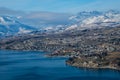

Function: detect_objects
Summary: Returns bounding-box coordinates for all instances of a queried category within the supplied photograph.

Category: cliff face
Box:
[0,26,120,70]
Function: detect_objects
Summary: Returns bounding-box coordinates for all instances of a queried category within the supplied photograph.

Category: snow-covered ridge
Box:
[67,10,120,30]
[0,16,18,25]
[0,16,36,36]
[0,10,120,36]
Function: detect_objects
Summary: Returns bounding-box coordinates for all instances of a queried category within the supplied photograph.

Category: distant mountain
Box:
[0,10,120,36]
[28,10,120,32]
[0,16,37,36]
[66,10,120,31]
[69,11,102,23]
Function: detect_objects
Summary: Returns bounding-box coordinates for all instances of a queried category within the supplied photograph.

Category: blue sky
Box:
[0,0,120,27]
[0,0,120,13]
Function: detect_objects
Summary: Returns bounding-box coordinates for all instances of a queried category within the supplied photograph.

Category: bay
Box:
[0,50,120,80]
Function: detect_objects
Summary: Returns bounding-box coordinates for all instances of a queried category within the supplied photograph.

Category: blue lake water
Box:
[0,50,120,80]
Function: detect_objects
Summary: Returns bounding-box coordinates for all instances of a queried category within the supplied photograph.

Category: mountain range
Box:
[0,16,36,36]
[0,10,120,36]
[67,10,120,30]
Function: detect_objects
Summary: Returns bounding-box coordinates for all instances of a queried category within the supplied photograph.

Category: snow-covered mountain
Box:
[0,16,37,36]
[66,10,120,30]
[0,10,120,36]
[34,10,120,32]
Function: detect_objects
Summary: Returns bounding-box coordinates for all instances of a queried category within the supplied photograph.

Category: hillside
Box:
[0,25,120,70]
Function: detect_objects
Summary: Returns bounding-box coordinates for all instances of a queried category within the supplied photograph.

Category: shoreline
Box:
[66,55,120,71]
[66,62,120,71]
[45,52,120,71]
[0,49,120,71]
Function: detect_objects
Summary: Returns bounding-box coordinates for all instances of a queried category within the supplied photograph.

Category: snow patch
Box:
[69,16,77,20]
[44,27,53,30]
[0,17,6,24]
[17,16,22,19]
[18,27,31,34]
[66,24,78,30]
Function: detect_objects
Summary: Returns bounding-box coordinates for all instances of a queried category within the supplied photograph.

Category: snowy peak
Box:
[0,16,18,25]
[78,11,102,16]
[81,11,120,26]
[0,16,37,36]
[67,10,120,30]
[0,10,120,36]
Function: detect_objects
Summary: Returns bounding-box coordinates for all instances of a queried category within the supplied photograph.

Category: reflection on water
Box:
[0,50,120,80]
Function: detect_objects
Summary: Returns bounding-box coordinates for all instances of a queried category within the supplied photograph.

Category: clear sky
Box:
[0,0,120,13]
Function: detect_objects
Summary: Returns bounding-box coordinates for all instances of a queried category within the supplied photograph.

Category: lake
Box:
[0,50,120,80]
